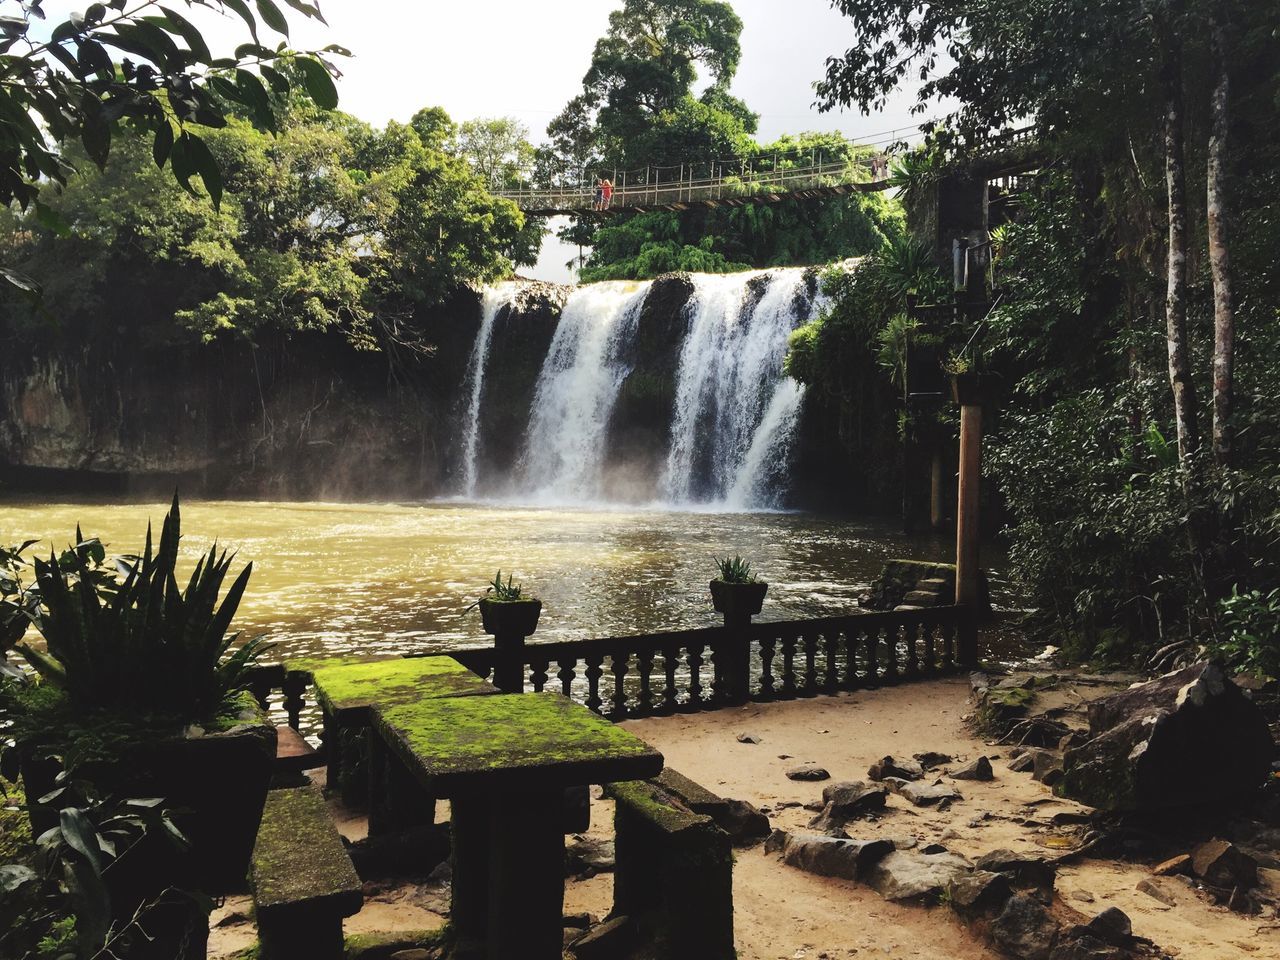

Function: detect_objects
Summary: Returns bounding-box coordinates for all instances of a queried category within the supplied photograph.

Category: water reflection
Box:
[0,498,1020,661]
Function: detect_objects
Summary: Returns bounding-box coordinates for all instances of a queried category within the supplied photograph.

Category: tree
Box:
[0,0,346,293]
[449,116,535,191]
[0,102,531,348]
[547,0,749,170]
[1206,7,1235,466]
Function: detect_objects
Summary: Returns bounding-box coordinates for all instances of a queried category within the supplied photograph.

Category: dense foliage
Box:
[544,0,900,279]
[807,0,1280,667]
[0,0,344,301]
[0,100,534,349]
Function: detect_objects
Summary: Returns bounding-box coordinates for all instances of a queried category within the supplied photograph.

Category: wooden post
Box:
[954,400,983,607]
[930,447,946,530]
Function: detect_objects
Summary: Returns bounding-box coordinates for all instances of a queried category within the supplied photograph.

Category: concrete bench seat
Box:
[250,784,363,960]
[602,768,735,959]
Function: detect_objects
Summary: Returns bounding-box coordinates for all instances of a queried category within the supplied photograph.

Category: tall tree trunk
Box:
[1207,13,1235,467]
[1162,38,1201,464]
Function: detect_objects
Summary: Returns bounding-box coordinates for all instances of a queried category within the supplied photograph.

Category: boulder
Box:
[951,756,995,782]
[1083,907,1132,945]
[990,893,1060,960]
[865,849,974,902]
[781,834,894,880]
[867,756,925,781]
[974,849,1056,892]
[914,751,954,770]
[1151,854,1190,877]
[885,778,962,807]
[717,798,771,845]
[1032,751,1065,786]
[1190,838,1257,890]
[786,765,830,782]
[806,803,851,837]
[1135,877,1177,907]
[821,780,889,817]
[1058,662,1275,811]
[947,870,1012,915]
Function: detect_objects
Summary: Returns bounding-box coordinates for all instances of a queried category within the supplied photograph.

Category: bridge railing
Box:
[496,155,884,213]
[245,604,977,735]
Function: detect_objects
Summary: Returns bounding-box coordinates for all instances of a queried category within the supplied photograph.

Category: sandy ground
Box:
[210,677,1280,959]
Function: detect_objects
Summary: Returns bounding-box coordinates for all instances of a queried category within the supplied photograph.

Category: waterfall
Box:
[519,282,649,503]
[458,283,517,498]
[661,268,816,508]
[460,268,818,510]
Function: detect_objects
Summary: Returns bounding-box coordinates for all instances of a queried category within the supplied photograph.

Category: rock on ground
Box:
[1058,662,1275,811]
[864,849,974,902]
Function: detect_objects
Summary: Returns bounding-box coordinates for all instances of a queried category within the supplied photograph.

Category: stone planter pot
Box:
[23,693,276,893]
[710,580,768,617]
[950,372,994,406]
[479,597,542,637]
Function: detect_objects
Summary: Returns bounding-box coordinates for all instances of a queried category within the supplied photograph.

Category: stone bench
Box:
[250,784,363,960]
[603,768,735,959]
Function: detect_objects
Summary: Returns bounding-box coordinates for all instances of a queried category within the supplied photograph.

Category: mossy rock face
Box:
[313,656,498,723]
[975,684,1037,735]
[343,927,450,960]
[374,692,663,795]
[606,779,710,835]
[865,559,991,611]
[251,784,362,915]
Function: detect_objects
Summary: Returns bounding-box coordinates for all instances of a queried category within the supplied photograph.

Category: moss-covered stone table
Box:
[311,656,499,830]
[372,692,664,960]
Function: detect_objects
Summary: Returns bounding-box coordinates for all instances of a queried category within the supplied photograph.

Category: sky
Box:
[37,0,937,282]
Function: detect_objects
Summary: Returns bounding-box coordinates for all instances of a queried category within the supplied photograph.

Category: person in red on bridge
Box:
[601,178,614,209]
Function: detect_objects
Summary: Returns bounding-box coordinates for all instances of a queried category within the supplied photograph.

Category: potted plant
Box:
[710,556,769,617]
[2,496,275,896]
[470,570,541,638]
[944,352,994,406]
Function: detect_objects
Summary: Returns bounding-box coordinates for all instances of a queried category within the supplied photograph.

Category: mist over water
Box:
[458,268,820,511]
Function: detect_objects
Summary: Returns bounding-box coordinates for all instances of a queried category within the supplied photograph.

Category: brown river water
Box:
[0,497,1024,662]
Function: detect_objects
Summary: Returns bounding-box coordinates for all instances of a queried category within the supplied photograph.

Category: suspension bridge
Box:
[492,126,1038,216]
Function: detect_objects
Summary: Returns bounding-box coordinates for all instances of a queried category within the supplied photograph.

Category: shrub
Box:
[1213,587,1280,679]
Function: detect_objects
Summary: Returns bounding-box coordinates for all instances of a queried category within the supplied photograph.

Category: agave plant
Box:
[715,556,759,584]
[18,496,268,722]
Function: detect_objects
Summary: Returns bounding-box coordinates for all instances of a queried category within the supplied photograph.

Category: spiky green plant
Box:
[715,556,759,584]
[17,496,268,722]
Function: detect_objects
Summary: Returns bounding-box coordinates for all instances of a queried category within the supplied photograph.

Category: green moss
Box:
[251,785,361,912]
[607,780,706,834]
[344,927,450,959]
[376,693,658,777]
[313,657,487,718]
[283,655,363,679]
[0,781,32,861]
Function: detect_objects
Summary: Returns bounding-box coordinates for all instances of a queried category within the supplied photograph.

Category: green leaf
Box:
[282,0,326,22]
[181,132,224,210]
[255,0,289,37]
[59,807,104,874]
[295,56,337,110]
[152,118,175,168]
[158,6,213,63]
[259,62,289,94]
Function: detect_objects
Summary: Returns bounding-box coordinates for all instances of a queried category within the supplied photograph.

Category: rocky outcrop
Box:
[1057,662,1275,811]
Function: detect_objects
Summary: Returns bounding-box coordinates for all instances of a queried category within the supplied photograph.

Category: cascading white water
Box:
[458,283,517,497]
[462,268,818,509]
[661,268,817,508]
[519,282,649,502]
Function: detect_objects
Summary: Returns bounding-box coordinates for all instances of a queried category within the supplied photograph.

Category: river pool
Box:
[0,497,1019,662]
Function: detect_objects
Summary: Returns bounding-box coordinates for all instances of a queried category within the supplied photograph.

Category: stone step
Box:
[894,604,926,611]
[275,725,323,774]
[902,590,944,605]
[916,578,950,588]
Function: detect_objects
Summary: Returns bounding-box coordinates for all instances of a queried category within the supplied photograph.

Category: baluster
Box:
[636,647,655,716]
[883,626,900,683]
[922,623,937,674]
[865,629,880,686]
[801,632,818,696]
[686,644,705,710]
[779,633,797,698]
[248,676,274,713]
[842,630,862,689]
[557,658,577,697]
[823,631,840,693]
[758,635,776,700]
[282,672,307,731]
[903,620,920,678]
[662,646,679,714]
[584,654,604,714]
[529,659,549,693]
[941,621,956,672]
[609,652,630,721]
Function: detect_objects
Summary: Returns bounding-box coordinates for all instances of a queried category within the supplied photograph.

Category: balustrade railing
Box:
[244,604,977,737]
